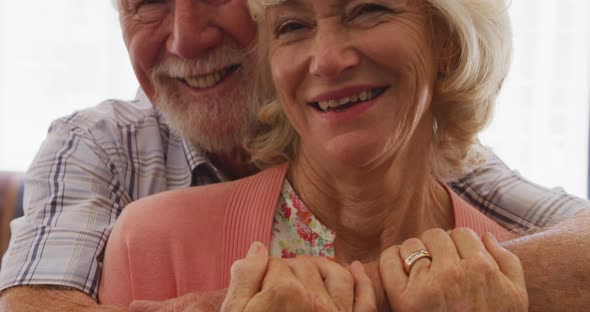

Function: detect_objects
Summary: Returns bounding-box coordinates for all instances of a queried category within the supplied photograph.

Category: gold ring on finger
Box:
[403,248,432,273]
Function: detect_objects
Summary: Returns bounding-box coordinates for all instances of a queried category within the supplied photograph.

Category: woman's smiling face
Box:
[265,0,441,168]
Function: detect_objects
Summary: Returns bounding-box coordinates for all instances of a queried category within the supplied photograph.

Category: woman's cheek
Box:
[271,47,305,91]
[271,47,308,106]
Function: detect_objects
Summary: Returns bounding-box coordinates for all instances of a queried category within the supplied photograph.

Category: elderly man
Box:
[0,0,589,311]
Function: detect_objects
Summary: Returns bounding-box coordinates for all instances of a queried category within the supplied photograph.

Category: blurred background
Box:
[0,0,589,198]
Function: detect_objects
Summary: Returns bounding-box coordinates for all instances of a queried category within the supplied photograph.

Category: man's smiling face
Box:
[118,0,259,152]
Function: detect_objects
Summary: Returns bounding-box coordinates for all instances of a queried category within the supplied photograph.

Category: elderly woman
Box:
[99,0,527,310]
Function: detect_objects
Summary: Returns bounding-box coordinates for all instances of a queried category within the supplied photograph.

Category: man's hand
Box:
[133,241,376,312]
[221,243,376,312]
[243,257,376,312]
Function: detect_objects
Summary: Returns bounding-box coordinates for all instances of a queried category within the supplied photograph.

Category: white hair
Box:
[111,0,121,10]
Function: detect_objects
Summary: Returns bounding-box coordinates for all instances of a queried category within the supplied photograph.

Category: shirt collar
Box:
[139,86,228,184]
[180,138,228,183]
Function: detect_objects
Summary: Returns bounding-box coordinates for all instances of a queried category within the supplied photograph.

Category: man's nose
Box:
[309,28,360,78]
[166,1,223,59]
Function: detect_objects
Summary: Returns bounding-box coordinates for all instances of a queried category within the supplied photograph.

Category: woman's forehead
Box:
[267,0,417,11]
[271,0,417,5]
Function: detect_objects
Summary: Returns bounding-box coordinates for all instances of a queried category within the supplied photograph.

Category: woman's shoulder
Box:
[443,183,515,242]
[119,164,289,226]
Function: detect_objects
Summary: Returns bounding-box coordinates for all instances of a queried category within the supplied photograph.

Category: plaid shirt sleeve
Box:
[0,115,134,299]
[0,90,226,300]
[450,146,590,230]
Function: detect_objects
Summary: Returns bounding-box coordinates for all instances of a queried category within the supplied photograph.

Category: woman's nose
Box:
[309,28,360,78]
[166,1,224,59]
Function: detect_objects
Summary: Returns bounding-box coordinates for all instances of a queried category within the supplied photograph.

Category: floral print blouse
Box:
[268,178,513,261]
[269,179,336,260]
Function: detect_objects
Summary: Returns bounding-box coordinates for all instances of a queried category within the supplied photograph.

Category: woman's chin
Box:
[315,137,393,171]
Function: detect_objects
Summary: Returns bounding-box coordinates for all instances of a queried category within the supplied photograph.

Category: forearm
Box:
[502,209,590,312]
[0,286,126,312]
[127,289,227,312]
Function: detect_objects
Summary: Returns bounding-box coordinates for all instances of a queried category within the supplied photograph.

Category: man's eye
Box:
[138,0,164,7]
[131,0,168,23]
[274,21,307,38]
[128,0,161,10]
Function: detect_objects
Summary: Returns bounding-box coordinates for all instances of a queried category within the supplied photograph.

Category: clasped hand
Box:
[221,228,528,312]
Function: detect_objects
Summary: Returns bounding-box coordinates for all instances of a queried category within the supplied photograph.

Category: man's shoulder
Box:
[123,178,241,216]
[117,181,239,237]
[52,91,163,133]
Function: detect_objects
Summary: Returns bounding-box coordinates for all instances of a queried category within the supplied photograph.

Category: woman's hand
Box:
[221,243,376,312]
[379,228,528,312]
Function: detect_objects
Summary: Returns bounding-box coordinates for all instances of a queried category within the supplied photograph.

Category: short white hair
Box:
[111,0,121,10]
[246,0,513,180]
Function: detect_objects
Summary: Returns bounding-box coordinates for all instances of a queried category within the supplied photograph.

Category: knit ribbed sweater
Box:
[98,164,511,306]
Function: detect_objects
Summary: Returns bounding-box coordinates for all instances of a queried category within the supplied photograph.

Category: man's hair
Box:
[245,0,513,180]
[111,0,120,10]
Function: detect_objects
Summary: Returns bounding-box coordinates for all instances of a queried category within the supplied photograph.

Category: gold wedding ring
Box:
[404,248,432,273]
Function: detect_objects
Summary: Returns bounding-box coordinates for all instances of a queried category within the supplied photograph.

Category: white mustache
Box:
[153,39,250,78]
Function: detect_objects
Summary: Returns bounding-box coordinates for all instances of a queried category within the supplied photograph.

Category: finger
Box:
[350,261,378,312]
[451,228,496,265]
[309,257,355,312]
[285,257,330,296]
[400,237,432,278]
[379,245,407,300]
[421,228,460,272]
[261,258,297,290]
[221,242,269,312]
[244,291,284,312]
[248,259,309,312]
[483,232,526,290]
[286,257,336,309]
[244,285,311,312]
[361,261,387,311]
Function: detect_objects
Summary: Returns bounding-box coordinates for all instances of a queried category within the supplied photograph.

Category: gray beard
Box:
[156,90,255,153]
[154,74,258,154]
[149,36,261,154]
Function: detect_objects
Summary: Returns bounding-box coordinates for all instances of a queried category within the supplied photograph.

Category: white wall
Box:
[0,1,589,198]
[480,0,590,198]
[0,1,138,172]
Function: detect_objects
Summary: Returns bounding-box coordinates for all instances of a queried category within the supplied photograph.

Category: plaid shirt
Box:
[0,90,588,299]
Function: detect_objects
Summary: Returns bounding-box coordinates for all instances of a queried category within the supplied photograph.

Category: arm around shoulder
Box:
[455,146,590,310]
[502,208,590,312]
[0,119,134,299]
[0,286,127,312]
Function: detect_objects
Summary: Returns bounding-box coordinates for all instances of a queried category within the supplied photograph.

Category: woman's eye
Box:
[275,21,307,37]
[349,3,391,19]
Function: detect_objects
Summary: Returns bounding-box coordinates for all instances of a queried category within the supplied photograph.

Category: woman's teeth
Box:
[317,89,379,112]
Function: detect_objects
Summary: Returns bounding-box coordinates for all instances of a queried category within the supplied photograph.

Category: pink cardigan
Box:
[98,164,511,306]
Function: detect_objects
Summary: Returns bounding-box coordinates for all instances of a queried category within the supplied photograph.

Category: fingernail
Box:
[247,241,262,257]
